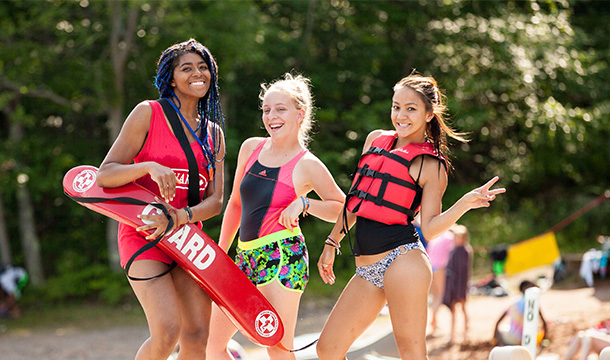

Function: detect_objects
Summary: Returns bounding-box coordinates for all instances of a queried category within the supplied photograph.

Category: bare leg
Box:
[384,250,432,359]
[460,300,468,342]
[317,275,386,360]
[171,267,212,360]
[129,260,183,360]
[448,304,456,344]
[207,304,239,360]
[258,281,302,360]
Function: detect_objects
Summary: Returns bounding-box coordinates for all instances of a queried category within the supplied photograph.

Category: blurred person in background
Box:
[426,227,455,335]
[492,280,547,347]
[442,224,472,343]
[0,264,28,319]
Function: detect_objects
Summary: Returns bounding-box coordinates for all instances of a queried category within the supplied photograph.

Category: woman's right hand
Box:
[148,162,177,202]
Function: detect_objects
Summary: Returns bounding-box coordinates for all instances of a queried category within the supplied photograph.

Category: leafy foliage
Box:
[0,0,608,303]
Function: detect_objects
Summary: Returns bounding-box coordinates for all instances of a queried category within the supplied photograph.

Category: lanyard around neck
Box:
[165,98,208,149]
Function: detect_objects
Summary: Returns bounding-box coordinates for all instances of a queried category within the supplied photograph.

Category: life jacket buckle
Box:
[354,189,368,200]
[370,147,383,155]
[363,168,377,177]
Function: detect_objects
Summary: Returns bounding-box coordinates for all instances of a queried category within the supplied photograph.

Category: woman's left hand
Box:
[317,246,336,285]
[136,197,179,240]
[462,176,506,210]
[278,198,304,231]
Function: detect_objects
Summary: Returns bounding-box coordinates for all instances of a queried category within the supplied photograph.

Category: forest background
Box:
[0,0,608,307]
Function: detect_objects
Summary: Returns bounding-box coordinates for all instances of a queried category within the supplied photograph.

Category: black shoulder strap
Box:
[158,98,200,207]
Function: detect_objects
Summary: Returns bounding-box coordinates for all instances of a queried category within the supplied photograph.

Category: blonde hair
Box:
[260,73,315,148]
[450,224,470,243]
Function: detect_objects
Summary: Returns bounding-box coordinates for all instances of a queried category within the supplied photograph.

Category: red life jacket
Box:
[346,132,446,225]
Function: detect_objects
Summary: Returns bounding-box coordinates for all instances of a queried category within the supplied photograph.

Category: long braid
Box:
[154,39,225,182]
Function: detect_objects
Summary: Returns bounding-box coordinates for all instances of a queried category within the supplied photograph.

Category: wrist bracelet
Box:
[184,206,193,223]
[300,196,310,216]
[325,236,342,255]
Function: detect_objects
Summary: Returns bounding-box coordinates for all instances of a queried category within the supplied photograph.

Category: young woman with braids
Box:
[206,73,345,360]
[315,73,505,360]
[96,39,225,360]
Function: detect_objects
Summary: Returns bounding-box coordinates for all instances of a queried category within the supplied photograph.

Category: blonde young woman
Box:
[316,73,505,360]
[207,73,345,360]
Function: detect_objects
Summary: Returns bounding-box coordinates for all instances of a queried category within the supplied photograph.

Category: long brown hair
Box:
[394,72,468,169]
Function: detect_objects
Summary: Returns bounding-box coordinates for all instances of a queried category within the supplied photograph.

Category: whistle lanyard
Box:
[164,98,208,149]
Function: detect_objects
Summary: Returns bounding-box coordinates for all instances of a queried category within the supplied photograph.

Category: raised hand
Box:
[461,176,506,210]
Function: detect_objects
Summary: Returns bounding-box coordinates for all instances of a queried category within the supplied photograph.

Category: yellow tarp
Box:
[504,232,560,275]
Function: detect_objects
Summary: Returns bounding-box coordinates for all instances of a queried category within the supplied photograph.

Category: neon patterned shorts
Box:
[236,228,309,292]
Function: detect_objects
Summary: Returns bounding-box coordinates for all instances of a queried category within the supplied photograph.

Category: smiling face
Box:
[391,86,433,144]
[261,90,304,140]
[171,52,211,100]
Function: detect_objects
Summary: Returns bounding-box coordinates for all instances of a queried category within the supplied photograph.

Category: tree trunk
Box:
[104,2,140,271]
[0,191,13,265]
[7,98,45,286]
[0,74,73,284]
[16,183,44,286]
[294,0,317,70]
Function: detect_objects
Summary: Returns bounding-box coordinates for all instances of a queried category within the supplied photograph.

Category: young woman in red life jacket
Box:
[315,73,505,360]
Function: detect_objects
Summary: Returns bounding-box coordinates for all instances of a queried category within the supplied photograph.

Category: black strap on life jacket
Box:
[159,98,201,208]
[64,193,178,281]
[346,145,422,220]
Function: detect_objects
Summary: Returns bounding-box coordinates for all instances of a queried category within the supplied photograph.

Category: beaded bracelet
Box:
[324,236,342,255]
[183,206,193,223]
[300,196,310,216]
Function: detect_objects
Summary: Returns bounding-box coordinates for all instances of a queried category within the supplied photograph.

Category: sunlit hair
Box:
[259,73,315,148]
[154,38,225,178]
[394,72,468,169]
[450,224,470,242]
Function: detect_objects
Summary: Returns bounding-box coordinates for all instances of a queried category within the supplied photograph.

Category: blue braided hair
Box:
[154,38,225,183]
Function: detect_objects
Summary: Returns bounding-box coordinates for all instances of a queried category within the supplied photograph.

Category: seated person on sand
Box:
[492,280,547,347]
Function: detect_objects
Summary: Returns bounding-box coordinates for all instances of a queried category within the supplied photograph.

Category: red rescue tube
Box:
[63,165,284,347]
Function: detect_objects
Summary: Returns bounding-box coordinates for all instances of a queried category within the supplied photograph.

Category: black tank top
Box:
[353,216,419,256]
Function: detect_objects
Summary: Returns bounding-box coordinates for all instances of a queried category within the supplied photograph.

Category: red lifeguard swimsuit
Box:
[117,100,211,267]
